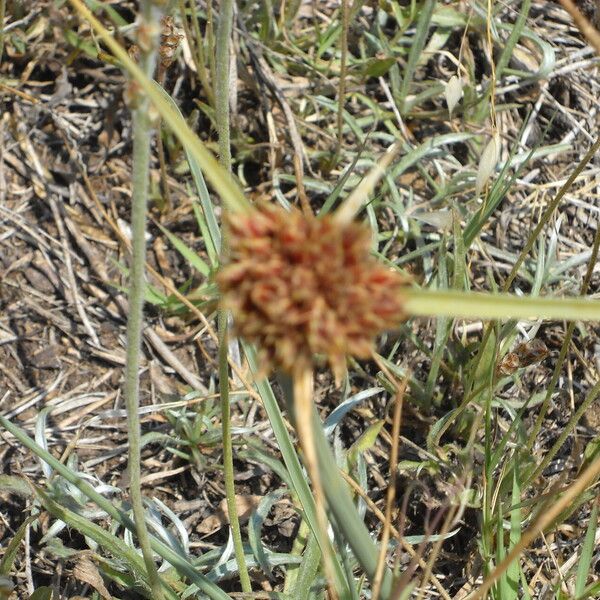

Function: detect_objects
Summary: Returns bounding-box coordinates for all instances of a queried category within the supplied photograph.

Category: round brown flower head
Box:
[217,204,407,379]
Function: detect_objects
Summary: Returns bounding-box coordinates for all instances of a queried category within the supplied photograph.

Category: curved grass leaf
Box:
[0,416,232,600]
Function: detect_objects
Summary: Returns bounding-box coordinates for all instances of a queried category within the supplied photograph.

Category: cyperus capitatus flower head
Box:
[217,204,407,380]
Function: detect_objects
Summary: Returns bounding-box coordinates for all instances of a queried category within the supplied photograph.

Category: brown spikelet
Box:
[159,16,183,69]
[217,204,407,379]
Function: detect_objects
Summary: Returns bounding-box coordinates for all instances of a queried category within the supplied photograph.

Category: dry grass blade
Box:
[334,142,402,225]
[557,0,600,54]
[372,377,406,600]
[468,409,600,600]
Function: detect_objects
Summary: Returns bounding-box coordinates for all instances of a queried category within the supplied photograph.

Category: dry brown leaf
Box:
[196,495,262,536]
[72,557,111,600]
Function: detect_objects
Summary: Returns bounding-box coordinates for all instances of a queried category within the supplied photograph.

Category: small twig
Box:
[48,194,100,346]
[372,379,407,600]
[144,328,208,392]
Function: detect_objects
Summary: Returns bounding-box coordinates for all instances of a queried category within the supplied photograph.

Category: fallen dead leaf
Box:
[72,556,111,600]
[197,494,262,536]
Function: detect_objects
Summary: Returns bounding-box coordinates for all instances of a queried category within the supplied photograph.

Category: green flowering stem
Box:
[404,288,600,322]
[215,0,233,171]
[123,3,164,599]
[215,0,252,591]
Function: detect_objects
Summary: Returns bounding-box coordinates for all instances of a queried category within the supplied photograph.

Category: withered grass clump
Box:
[217,204,407,378]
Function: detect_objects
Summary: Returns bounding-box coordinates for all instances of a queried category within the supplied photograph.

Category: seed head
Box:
[159,16,183,69]
[217,204,407,379]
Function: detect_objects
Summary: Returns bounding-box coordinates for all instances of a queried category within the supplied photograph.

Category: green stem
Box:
[215,0,233,169]
[336,0,348,150]
[0,417,231,600]
[215,0,252,591]
[403,288,600,322]
[125,4,164,599]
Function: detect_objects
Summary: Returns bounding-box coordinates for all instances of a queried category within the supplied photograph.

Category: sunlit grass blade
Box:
[574,500,598,597]
[68,0,250,216]
[403,288,600,322]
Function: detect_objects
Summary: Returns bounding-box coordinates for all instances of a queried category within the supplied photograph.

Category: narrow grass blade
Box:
[574,500,598,597]
[0,417,232,600]
[156,222,210,277]
[248,489,286,578]
[506,463,522,596]
[425,238,451,402]
[290,532,322,600]
[397,0,436,111]
[0,515,37,576]
[403,288,600,322]
[241,343,348,594]
[68,0,250,215]
[192,199,219,267]
[495,0,531,77]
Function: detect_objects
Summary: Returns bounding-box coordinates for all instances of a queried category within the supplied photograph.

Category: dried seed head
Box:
[217,204,407,379]
[159,16,183,69]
